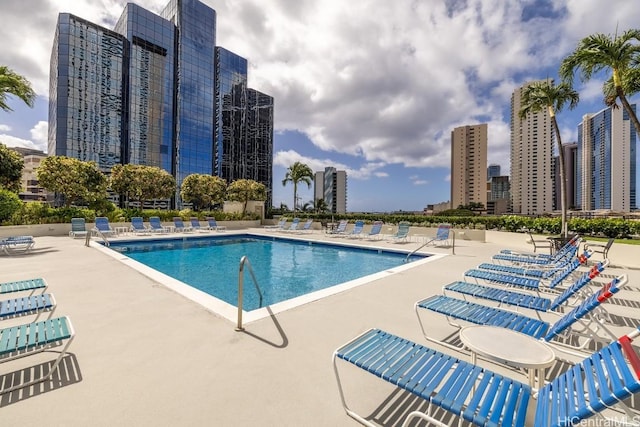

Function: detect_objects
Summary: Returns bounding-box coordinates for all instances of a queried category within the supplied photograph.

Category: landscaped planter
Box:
[0,220,262,238]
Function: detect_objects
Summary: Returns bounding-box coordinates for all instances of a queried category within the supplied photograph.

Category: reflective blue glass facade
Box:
[114,3,175,172]
[161,0,217,186]
[215,47,247,180]
[49,14,127,171]
[577,105,637,211]
[214,48,274,208]
[49,0,273,208]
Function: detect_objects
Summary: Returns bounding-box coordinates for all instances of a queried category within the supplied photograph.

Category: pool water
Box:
[108,235,426,310]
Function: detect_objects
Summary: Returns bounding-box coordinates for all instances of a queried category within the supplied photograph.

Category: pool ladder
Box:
[404,232,456,262]
[236,256,264,331]
[85,228,110,247]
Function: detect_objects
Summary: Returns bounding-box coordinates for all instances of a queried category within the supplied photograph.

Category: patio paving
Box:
[1,228,639,426]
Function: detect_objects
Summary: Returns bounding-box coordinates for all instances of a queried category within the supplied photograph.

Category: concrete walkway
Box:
[1,229,639,426]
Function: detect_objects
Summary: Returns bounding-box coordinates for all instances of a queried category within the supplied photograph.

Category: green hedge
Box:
[6,206,260,225]
[278,213,640,239]
[4,205,640,238]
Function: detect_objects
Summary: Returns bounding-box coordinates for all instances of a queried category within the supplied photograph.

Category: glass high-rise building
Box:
[577,106,637,211]
[49,0,274,208]
[487,164,501,181]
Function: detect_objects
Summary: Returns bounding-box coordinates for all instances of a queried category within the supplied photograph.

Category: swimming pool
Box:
[107,234,429,310]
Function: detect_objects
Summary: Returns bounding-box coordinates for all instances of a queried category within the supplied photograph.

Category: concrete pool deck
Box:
[2,228,640,426]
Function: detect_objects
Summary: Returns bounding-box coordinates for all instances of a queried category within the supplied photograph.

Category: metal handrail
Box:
[405,229,456,261]
[236,256,264,331]
[86,228,110,247]
[405,240,430,262]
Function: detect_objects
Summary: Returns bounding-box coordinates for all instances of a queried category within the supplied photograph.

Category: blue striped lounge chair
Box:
[130,217,151,235]
[389,221,410,243]
[148,216,168,233]
[0,277,47,296]
[347,220,365,238]
[190,217,209,233]
[1,292,56,321]
[493,235,581,266]
[327,220,348,236]
[206,217,227,232]
[444,259,609,313]
[333,326,640,427]
[365,221,383,240]
[264,218,287,231]
[69,217,88,238]
[0,316,75,393]
[0,235,36,255]
[424,223,451,247]
[173,217,193,233]
[476,248,592,280]
[463,249,592,291]
[284,218,301,232]
[415,274,628,355]
[93,217,117,238]
[297,219,314,233]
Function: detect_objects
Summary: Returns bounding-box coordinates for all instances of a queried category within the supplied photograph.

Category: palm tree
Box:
[314,198,328,213]
[282,161,314,212]
[0,66,36,112]
[602,66,640,108]
[301,201,314,212]
[519,80,579,238]
[560,29,640,134]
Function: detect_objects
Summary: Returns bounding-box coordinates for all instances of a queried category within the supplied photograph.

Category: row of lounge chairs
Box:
[69,216,227,239]
[265,219,452,245]
[0,277,75,394]
[130,216,226,234]
[333,234,640,426]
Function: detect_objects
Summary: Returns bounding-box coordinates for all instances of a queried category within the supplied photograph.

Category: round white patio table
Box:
[459,325,556,390]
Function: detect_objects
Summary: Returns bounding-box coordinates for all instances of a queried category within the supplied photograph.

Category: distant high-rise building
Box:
[215,47,274,208]
[510,80,554,215]
[314,167,347,214]
[487,164,501,180]
[49,0,274,208]
[486,176,510,215]
[577,105,637,211]
[554,143,578,210]
[451,124,488,209]
[10,147,50,202]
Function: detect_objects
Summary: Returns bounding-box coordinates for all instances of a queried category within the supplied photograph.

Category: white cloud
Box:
[30,121,48,149]
[273,149,386,180]
[1,0,637,180]
[412,180,429,185]
[0,134,41,151]
[0,124,11,132]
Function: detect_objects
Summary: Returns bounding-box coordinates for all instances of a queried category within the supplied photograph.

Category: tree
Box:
[180,174,227,211]
[282,161,314,212]
[226,179,267,216]
[314,198,328,213]
[110,164,176,207]
[0,188,22,222]
[37,156,108,206]
[0,66,36,111]
[603,66,640,107]
[560,29,640,135]
[301,200,314,212]
[519,80,579,237]
[0,143,23,192]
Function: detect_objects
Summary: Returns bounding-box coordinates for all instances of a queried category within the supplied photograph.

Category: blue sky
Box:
[1,0,639,212]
